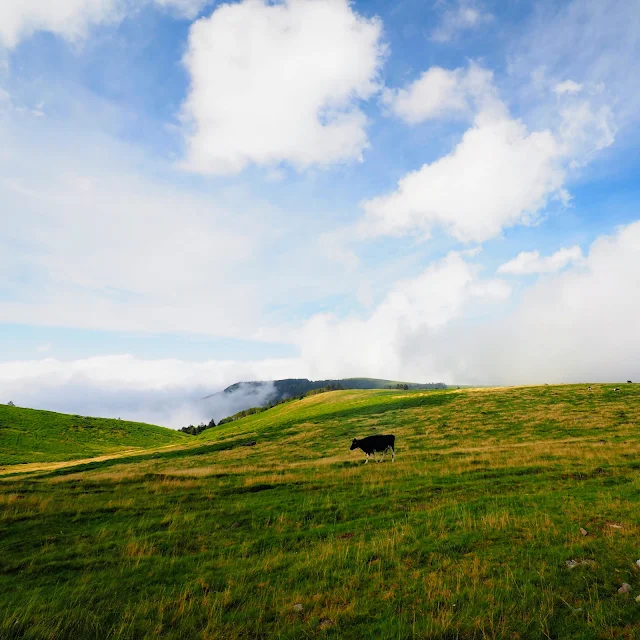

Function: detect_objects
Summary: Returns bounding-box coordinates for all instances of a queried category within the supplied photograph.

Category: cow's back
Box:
[360,434,395,452]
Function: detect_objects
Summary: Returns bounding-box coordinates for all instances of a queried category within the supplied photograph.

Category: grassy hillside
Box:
[1,384,640,639]
[0,404,186,466]
[208,378,447,419]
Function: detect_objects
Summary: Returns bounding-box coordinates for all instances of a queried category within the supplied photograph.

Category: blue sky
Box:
[1,0,639,426]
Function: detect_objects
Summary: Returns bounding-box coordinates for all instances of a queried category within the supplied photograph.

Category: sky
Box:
[1,0,639,427]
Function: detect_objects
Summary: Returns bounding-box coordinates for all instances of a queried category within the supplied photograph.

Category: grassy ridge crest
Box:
[0,403,186,466]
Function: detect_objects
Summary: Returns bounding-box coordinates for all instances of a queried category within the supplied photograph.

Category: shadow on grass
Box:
[37,439,253,480]
[323,391,459,422]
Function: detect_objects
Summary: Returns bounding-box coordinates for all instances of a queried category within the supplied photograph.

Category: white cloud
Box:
[361,106,565,243]
[180,0,385,175]
[558,101,616,164]
[300,252,511,380]
[363,58,618,244]
[553,80,583,95]
[0,0,209,49]
[497,246,584,275]
[431,1,493,43]
[382,63,495,124]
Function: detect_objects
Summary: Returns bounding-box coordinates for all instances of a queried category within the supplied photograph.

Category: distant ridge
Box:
[204,377,447,412]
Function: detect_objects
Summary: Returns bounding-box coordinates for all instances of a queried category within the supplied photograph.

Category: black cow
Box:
[350,434,395,463]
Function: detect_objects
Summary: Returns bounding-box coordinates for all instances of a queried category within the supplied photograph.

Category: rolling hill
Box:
[0,403,186,466]
[214,376,447,399]
[203,376,448,420]
[1,383,640,638]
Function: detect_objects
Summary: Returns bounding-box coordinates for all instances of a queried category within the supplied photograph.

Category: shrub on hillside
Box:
[180,419,216,436]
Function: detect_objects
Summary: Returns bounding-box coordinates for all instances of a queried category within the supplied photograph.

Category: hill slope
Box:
[0,403,186,466]
[1,384,640,639]
[204,377,448,421]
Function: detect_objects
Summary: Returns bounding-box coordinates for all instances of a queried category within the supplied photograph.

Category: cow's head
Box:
[350,438,359,450]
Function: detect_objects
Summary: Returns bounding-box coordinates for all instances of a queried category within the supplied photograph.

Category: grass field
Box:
[0,404,186,466]
[1,384,640,639]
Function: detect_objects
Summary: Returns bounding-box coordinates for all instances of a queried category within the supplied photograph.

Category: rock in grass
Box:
[566,559,595,569]
[636,559,640,568]
[293,603,303,612]
[319,619,334,629]
[636,595,640,603]
[580,528,588,536]
[618,583,631,594]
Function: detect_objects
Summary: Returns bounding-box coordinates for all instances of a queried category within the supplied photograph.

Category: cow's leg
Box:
[381,449,386,462]
[364,454,369,464]
[391,447,395,462]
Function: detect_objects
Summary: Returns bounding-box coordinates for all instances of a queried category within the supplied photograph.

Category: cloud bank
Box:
[300,251,511,380]
[0,356,301,428]
[303,221,640,385]
[464,220,640,384]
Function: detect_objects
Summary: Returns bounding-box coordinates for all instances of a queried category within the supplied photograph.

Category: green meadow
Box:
[0,404,187,466]
[1,384,640,639]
